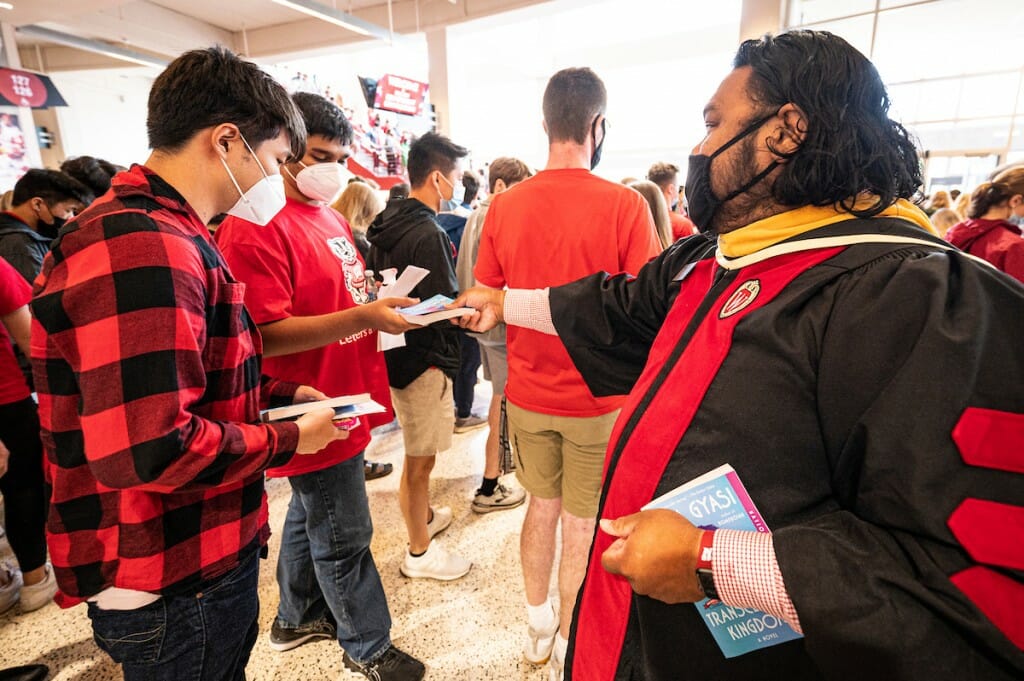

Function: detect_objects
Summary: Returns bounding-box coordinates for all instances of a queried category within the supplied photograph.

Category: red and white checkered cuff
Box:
[713,529,803,634]
[503,288,557,335]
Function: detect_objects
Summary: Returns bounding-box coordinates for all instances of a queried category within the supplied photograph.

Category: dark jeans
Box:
[454,332,481,418]
[0,397,47,572]
[87,551,260,681]
[276,452,392,664]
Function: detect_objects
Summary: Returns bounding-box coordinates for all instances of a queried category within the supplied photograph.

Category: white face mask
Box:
[221,134,287,226]
[438,173,466,207]
[293,161,345,203]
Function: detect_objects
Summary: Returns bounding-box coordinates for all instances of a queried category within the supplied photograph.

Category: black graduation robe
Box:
[553,217,1024,681]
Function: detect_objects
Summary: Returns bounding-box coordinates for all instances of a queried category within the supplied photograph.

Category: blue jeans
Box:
[87,550,259,681]
[276,452,392,663]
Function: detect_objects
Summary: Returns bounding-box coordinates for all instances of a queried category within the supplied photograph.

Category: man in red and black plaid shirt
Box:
[29,47,346,681]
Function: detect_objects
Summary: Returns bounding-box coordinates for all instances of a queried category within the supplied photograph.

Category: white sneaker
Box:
[400,541,471,581]
[19,563,57,612]
[548,639,565,681]
[426,506,452,540]
[0,564,23,614]
[523,605,559,665]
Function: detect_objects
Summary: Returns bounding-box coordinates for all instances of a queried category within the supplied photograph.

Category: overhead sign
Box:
[0,68,67,109]
[372,74,428,117]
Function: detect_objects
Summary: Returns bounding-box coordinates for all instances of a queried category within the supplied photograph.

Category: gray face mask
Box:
[1007,213,1023,226]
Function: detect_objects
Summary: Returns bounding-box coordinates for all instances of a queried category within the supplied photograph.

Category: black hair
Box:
[542,67,607,145]
[291,92,353,145]
[60,155,118,200]
[12,169,93,207]
[389,183,410,201]
[967,182,1014,220]
[462,171,480,204]
[733,30,922,217]
[406,132,468,188]
[147,46,305,159]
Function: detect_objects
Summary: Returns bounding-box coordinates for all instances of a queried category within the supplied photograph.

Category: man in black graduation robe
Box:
[456,30,1024,681]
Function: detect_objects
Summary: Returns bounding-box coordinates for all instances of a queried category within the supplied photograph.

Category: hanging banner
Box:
[372,74,428,117]
[0,68,67,109]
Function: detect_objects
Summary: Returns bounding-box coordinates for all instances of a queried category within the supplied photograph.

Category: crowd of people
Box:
[0,26,1022,681]
[922,170,1024,282]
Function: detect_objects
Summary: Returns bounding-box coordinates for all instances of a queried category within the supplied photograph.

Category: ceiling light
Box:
[15,25,168,68]
[271,0,388,39]
[0,3,14,10]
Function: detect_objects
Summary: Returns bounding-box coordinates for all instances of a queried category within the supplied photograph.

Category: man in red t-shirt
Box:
[474,67,661,679]
[216,94,424,681]
[647,161,697,240]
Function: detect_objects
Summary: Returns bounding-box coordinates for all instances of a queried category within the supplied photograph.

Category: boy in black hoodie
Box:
[367,132,472,581]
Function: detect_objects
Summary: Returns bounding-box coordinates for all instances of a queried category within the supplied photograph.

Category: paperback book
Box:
[643,464,803,658]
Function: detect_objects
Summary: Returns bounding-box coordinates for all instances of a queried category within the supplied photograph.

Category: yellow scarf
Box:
[718,198,936,259]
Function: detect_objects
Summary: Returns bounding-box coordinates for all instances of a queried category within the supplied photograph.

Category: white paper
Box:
[377,265,431,351]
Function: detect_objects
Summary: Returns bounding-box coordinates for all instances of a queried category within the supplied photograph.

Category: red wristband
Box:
[695,529,715,571]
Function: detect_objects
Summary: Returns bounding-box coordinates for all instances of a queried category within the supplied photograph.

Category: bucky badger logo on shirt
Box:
[327,236,369,304]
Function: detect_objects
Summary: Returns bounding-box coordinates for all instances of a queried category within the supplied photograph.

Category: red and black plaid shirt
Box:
[30,165,301,606]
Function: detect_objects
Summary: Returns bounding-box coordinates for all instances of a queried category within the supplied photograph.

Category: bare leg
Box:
[401,455,436,554]
[483,393,502,480]
[521,495,561,606]
[557,509,596,637]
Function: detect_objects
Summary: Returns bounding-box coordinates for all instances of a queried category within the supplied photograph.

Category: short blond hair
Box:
[487,157,532,193]
[332,181,385,231]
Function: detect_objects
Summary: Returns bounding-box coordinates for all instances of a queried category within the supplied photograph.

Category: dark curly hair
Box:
[734,30,923,217]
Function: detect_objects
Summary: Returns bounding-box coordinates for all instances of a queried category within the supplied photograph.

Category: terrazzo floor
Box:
[0,382,557,680]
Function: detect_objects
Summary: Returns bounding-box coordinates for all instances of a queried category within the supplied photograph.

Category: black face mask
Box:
[590,117,606,170]
[37,208,64,240]
[686,112,779,233]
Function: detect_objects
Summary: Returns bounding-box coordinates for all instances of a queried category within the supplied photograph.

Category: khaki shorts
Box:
[390,368,454,457]
[507,401,619,518]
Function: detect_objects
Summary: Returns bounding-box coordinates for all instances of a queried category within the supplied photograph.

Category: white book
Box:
[259,393,386,423]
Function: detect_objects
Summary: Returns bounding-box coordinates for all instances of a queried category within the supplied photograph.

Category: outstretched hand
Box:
[600,509,706,604]
[449,287,505,333]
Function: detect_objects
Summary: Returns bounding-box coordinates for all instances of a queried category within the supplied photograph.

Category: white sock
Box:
[553,634,568,661]
[526,600,557,632]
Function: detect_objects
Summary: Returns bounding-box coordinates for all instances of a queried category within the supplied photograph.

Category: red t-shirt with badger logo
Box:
[217,198,393,478]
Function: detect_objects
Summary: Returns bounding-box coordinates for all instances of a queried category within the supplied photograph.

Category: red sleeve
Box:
[620,191,662,274]
[473,197,506,288]
[215,216,295,325]
[0,257,30,315]
[1004,241,1024,285]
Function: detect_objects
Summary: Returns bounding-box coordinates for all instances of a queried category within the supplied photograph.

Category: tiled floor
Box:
[0,383,556,680]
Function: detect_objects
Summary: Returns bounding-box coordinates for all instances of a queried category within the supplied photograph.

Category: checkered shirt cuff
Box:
[713,529,803,633]
[503,288,557,335]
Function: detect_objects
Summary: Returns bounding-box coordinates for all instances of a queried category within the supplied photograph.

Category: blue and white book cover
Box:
[643,464,804,658]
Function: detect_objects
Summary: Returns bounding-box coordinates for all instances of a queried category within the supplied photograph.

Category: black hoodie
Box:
[0,211,50,284]
[367,197,461,388]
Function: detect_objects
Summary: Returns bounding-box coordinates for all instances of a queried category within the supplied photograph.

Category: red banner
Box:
[372,74,428,117]
[0,68,67,109]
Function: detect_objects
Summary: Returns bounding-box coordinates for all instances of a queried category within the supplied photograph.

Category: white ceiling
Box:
[5,0,552,70]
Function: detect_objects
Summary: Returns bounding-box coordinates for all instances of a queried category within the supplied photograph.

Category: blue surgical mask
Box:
[437,173,465,212]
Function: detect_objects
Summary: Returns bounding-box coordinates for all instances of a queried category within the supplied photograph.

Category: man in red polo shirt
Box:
[474,67,660,679]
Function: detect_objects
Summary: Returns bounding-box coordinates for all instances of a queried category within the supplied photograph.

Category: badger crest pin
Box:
[719,279,760,319]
